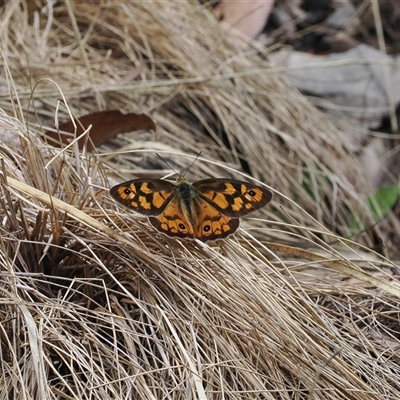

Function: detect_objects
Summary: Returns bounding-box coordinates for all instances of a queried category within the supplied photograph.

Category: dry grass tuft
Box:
[0,1,399,399]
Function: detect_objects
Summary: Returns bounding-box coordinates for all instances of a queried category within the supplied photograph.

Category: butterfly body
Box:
[173,178,198,224]
[110,176,272,241]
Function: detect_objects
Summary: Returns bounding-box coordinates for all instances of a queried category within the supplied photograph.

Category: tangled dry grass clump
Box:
[0,1,400,399]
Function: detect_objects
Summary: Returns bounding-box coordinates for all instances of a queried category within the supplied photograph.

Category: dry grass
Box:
[0,1,399,399]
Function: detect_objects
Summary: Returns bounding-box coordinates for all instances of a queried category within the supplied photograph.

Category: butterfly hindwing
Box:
[193,178,272,217]
[192,197,240,241]
[110,178,175,216]
[149,196,240,241]
[149,198,195,239]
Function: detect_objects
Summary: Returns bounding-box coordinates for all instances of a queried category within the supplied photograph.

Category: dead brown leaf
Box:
[44,110,156,151]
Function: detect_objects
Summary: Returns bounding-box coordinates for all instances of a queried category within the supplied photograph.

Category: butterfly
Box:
[110,176,272,241]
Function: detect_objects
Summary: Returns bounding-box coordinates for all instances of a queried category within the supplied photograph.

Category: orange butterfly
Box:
[110,175,272,241]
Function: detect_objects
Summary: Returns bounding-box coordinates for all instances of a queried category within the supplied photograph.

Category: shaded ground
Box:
[265,0,400,55]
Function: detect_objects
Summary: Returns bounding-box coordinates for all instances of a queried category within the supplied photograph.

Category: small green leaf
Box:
[367,185,400,220]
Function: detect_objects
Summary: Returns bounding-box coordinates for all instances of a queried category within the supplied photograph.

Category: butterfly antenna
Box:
[156,152,202,177]
[182,151,202,177]
[156,153,180,176]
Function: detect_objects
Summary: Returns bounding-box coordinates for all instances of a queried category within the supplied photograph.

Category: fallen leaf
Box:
[214,0,275,40]
[44,110,156,151]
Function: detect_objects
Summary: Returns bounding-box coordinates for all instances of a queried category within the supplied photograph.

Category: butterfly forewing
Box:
[193,178,272,217]
[110,178,175,216]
